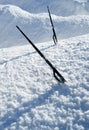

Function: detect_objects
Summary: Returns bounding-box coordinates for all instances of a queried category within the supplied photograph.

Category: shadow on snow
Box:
[0,83,69,129]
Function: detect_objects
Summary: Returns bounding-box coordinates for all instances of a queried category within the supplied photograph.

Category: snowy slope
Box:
[0,0,88,15]
[0,34,89,130]
[1,4,89,48]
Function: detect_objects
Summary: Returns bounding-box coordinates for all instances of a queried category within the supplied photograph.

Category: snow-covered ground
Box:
[0,34,89,130]
[1,3,89,47]
[0,0,89,130]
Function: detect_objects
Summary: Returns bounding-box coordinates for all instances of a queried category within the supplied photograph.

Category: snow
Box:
[0,0,89,130]
[1,4,89,47]
[0,0,89,15]
[0,35,89,130]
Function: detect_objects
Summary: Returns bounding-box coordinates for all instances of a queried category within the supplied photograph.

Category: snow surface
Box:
[0,0,89,15]
[0,0,89,130]
[1,4,89,47]
[0,35,89,130]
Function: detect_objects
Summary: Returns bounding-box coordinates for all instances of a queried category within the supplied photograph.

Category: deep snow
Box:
[0,35,89,130]
[0,0,89,130]
[0,0,89,15]
[1,4,89,47]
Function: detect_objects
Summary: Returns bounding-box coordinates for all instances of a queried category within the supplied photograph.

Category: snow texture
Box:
[0,0,89,130]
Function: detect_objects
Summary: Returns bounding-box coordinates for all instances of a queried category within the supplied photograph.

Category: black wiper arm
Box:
[16,25,66,83]
[47,6,58,45]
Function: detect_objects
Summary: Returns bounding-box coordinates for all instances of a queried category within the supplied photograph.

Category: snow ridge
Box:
[1,4,89,48]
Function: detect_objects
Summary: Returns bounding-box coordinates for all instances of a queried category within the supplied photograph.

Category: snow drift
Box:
[0,0,89,130]
[0,0,89,15]
[0,35,89,130]
[1,4,89,48]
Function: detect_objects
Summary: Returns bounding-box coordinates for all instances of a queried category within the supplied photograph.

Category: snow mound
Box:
[0,4,33,18]
[1,4,89,48]
[0,34,89,130]
[0,0,89,15]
